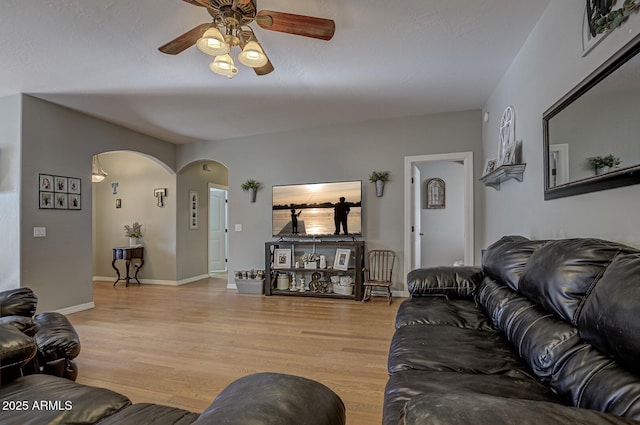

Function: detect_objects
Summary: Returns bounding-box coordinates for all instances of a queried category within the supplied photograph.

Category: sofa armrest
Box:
[192,372,346,425]
[407,266,483,299]
[33,312,80,380]
[400,392,640,425]
[0,316,40,337]
[0,288,38,318]
[0,324,37,379]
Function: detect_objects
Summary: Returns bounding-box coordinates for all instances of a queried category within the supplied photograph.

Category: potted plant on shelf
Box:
[241,179,261,202]
[124,222,143,247]
[589,155,621,175]
[369,171,390,197]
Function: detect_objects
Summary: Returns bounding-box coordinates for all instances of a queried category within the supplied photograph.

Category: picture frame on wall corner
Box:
[333,248,351,271]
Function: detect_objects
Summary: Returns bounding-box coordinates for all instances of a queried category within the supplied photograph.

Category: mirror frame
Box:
[543,32,640,200]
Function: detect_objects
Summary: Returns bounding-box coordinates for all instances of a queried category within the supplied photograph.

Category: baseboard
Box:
[93,274,210,286]
[55,302,95,315]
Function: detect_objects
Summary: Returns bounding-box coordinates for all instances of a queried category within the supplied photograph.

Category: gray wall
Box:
[482,0,640,249]
[0,95,22,291]
[92,151,177,282]
[19,95,177,311]
[178,110,483,291]
[176,160,228,281]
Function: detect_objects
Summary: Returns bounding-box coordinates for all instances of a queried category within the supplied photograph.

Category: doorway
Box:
[209,184,228,274]
[403,152,474,296]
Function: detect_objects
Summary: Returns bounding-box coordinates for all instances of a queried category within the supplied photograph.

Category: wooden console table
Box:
[112,247,144,287]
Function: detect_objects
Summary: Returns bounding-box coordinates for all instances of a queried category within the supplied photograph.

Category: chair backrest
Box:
[366,250,396,283]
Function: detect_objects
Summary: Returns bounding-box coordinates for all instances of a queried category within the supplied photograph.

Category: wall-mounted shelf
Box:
[480,164,526,190]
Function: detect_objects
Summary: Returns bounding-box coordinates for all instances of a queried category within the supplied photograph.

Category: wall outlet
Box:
[33,227,46,237]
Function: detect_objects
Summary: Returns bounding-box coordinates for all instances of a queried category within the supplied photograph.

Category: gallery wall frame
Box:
[189,190,198,229]
[39,173,81,210]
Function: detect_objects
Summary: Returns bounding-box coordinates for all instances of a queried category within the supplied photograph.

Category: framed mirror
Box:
[543,32,640,200]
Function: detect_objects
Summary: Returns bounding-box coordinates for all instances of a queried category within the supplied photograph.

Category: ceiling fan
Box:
[159,0,336,78]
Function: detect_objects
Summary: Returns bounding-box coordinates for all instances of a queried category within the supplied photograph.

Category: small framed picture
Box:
[483,159,496,176]
[273,248,292,269]
[54,176,68,193]
[116,199,122,209]
[68,194,81,210]
[39,174,53,192]
[39,192,54,209]
[68,178,81,194]
[334,248,351,271]
[426,178,445,209]
[54,193,68,209]
[501,141,517,166]
[189,190,198,229]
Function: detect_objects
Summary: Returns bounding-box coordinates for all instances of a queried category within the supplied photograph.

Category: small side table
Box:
[112,247,144,287]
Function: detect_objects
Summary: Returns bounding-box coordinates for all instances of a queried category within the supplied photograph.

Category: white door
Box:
[411,164,422,270]
[209,187,228,273]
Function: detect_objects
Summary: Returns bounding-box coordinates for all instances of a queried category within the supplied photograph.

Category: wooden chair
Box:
[362,249,396,304]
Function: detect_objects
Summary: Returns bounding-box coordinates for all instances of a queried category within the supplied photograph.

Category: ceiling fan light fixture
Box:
[196,27,230,56]
[91,154,108,183]
[238,41,268,68]
[210,54,238,78]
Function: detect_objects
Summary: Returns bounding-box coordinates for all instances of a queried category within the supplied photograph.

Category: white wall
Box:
[0,95,21,291]
[92,151,177,282]
[482,0,640,248]
[178,111,484,291]
[418,161,465,266]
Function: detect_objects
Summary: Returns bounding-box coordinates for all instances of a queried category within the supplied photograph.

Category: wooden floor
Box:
[67,277,401,425]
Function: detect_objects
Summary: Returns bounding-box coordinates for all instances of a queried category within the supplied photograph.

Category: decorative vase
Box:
[319,255,327,269]
[249,188,257,202]
[595,166,610,176]
[129,237,142,247]
[375,180,385,197]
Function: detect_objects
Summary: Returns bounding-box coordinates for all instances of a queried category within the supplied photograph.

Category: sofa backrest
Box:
[479,236,640,419]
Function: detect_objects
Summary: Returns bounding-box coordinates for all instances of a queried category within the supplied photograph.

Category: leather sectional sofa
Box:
[384,236,640,425]
[0,288,346,424]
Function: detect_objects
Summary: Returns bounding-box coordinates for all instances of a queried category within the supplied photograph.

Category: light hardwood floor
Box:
[67,277,401,425]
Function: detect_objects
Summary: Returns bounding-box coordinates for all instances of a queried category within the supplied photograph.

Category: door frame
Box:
[403,152,474,296]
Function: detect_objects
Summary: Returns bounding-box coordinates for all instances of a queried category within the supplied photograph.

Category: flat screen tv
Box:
[272,181,362,237]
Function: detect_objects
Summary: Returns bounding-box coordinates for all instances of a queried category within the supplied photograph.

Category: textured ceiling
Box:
[0,0,550,144]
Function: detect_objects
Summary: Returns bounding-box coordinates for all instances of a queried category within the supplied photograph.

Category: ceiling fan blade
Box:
[158,23,210,55]
[256,10,335,41]
[253,41,274,76]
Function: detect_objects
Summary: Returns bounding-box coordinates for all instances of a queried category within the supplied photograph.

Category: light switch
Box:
[33,227,46,237]
[235,224,242,232]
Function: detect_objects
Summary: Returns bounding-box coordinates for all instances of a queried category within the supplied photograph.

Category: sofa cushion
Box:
[388,325,525,375]
[383,370,561,425]
[518,238,637,324]
[482,236,547,291]
[550,344,640,419]
[96,403,199,425]
[578,253,640,375]
[399,392,640,425]
[406,266,483,298]
[0,374,131,424]
[0,288,38,318]
[0,316,40,337]
[395,298,493,330]
[477,278,581,383]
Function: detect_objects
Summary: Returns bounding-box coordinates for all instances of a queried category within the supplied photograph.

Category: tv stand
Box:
[265,240,365,300]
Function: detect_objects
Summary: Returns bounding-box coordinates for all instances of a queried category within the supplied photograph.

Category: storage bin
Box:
[235,279,264,295]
